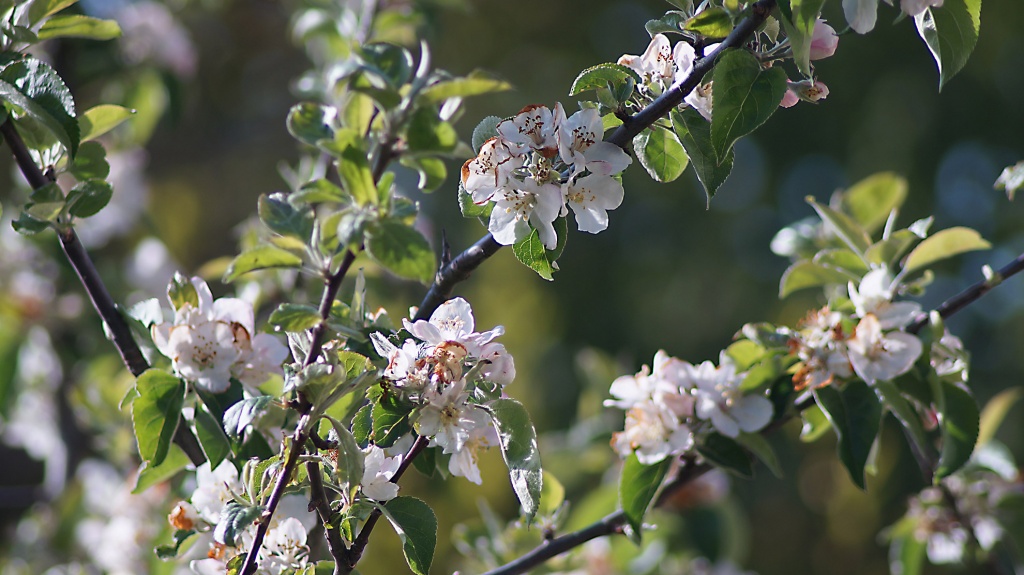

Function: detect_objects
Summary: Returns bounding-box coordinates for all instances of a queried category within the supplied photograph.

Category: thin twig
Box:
[306,455,347,575]
[0,118,206,465]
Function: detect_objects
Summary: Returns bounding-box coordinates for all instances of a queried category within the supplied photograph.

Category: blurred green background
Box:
[3,0,1024,573]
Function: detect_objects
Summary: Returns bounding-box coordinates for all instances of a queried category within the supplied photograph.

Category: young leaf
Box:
[512,228,556,281]
[903,226,990,274]
[841,172,908,234]
[194,405,232,469]
[364,220,436,284]
[569,63,642,97]
[710,49,787,161]
[417,70,512,104]
[132,369,186,467]
[645,11,688,35]
[65,179,112,218]
[405,107,458,154]
[78,104,133,142]
[458,188,492,219]
[223,245,303,283]
[633,128,688,183]
[287,102,335,147]
[325,416,364,502]
[28,0,80,25]
[806,197,872,255]
[683,6,733,38]
[331,130,378,206]
[0,57,79,157]
[932,377,979,479]
[487,398,543,519]
[619,453,670,542]
[865,230,919,267]
[399,155,447,193]
[814,381,882,489]
[779,260,855,298]
[269,303,322,333]
[471,115,502,153]
[671,107,733,203]
[381,497,437,575]
[258,193,314,240]
[69,141,110,180]
[371,389,413,448]
[222,396,275,440]
[914,0,981,90]
[697,433,754,478]
[37,15,121,41]
[215,501,264,547]
[133,444,191,494]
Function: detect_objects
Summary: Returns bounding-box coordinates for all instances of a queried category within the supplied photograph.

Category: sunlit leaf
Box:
[710,49,786,161]
[633,127,688,183]
[671,107,733,203]
[841,172,908,234]
[779,260,853,298]
[78,104,133,142]
[365,220,436,284]
[223,245,303,282]
[418,69,512,104]
[569,63,642,97]
[132,369,186,467]
[903,226,989,274]
[978,387,1023,447]
[381,497,437,575]
[914,0,981,90]
[487,398,543,520]
[37,14,120,41]
[619,453,670,543]
[683,6,733,38]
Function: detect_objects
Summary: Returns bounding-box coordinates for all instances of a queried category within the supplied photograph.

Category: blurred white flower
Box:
[690,355,772,438]
[361,446,401,501]
[847,314,922,384]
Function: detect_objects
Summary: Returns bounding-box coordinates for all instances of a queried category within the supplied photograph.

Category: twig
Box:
[415,234,503,320]
[0,118,206,465]
[306,455,347,575]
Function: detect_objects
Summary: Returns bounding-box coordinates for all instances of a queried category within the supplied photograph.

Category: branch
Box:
[0,118,206,466]
[306,456,347,575]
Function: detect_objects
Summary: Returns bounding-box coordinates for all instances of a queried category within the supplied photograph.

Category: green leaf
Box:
[258,193,314,240]
[914,0,981,90]
[371,388,413,447]
[710,49,786,161]
[286,102,335,147]
[841,172,908,234]
[28,0,79,24]
[269,303,322,333]
[697,432,754,478]
[343,92,375,134]
[779,260,853,298]
[222,396,274,439]
[932,377,979,479]
[358,42,413,88]
[903,226,990,274]
[458,188,492,219]
[325,416,364,502]
[381,497,437,575]
[295,179,349,204]
[814,248,871,276]
[512,228,557,281]
[735,432,783,478]
[37,14,120,40]
[155,529,198,560]
[64,179,112,218]
[806,196,872,255]
[814,381,882,489]
[633,127,688,183]
[405,107,458,154]
[215,501,263,547]
[874,379,932,467]
[645,11,688,36]
[0,57,79,157]
[133,444,190,494]
[352,404,372,447]
[779,0,826,76]
[223,245,303,282]
[619,453,670,542]
[538,471,566,517]
[978,387,1023,447]
[195,405,232,469]
[69,140,109,180]
[400,155,447,192]
[671,107,733,203]
[487,398,543,519]
[800,404,831,442]
[364,220,436,284]
[131,369,186,467]
[12,211,49,235]
[888,530,926,575]
[471,115,502,153]
[331,130,377,205]
[78,104,133,142]
[683,6,733,38]
[167,272,198,311]
[569,63,642,97]
[866,230,919,267]
[24,182,65,222]
[418,70,512,104]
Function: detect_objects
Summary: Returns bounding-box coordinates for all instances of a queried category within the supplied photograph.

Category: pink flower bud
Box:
[809,19,838,60]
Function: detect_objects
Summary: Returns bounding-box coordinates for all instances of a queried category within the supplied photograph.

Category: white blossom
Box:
[564,173,625,234]
[689,355,773,438]
[360,446,402,501]
[846,314,923,384]
[617,34,674,88]
[497,104,558,153]
[488,179,563,249]
[191,461,243,525]
[610,400,694,464]
[849,267,921,329]
[460,137,525,203]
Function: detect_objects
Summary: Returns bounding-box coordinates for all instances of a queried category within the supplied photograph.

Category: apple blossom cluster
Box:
[605,350,773,465]
[788,267,924,389]
[151,275,289,394]
[619,20,839,116]
[169,461,315,575]
[460,104,632,249]
[371,297,515,483]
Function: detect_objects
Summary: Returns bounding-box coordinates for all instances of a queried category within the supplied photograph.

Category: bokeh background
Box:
[1,0,1023,573]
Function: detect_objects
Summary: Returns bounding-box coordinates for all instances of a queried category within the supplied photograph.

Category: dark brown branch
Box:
[415,234,503,320]
[0,118,205,466]
[306,455,347,575]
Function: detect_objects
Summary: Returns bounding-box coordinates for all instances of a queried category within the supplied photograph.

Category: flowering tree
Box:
[1,0,1022,575]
